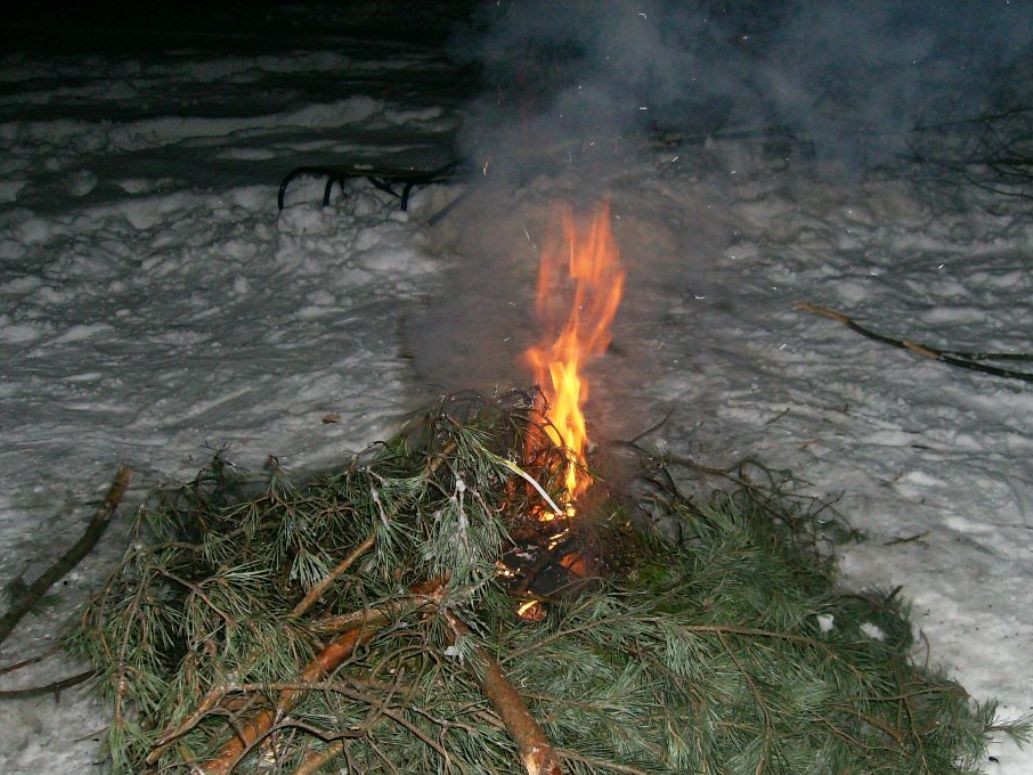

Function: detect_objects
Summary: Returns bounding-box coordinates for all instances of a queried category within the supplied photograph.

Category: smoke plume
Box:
[407,0,1033,414]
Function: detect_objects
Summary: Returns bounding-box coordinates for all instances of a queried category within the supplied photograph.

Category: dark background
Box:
[2,1,481,52]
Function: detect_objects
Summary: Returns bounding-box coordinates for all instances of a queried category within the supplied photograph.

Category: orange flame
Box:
[524,202,625,506]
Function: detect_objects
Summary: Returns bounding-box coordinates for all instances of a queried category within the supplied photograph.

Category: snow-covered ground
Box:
[2,3,1032,773]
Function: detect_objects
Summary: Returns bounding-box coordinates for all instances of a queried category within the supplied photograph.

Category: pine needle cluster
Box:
[66,392,1027,774]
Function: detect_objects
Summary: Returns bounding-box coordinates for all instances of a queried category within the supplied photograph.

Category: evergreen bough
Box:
[66,392,1028,773]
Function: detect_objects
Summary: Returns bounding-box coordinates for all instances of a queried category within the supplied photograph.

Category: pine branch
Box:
[290,440,458,620]
[796,301,1033,382]
[192,584,444,775]
[0,466,130,645]
[198,623,378,773]
[68,397,1021,773]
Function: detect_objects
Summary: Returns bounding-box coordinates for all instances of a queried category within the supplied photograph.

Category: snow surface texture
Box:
[2,5,1032,774]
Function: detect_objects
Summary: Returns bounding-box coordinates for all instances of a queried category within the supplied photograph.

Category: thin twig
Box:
[624,408,675,445]
[146,682,238,762]
[883,532,929,546]
[0,669,94,699]
[796,302,1033,383]
[0,642,61,676]
[292,740,346,775]
[290,531,376,618]
[0,466,131,645]
[308,595,430,635]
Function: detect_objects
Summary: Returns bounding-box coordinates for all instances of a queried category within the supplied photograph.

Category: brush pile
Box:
[68,392,1025,774]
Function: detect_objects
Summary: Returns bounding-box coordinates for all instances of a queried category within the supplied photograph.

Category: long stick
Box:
[795,302,1033,383]
[0,466,131,646]
[0,669,94,699]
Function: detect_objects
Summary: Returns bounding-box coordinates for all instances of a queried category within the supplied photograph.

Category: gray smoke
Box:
[406,0,1033,415]
[453,0,1033,168]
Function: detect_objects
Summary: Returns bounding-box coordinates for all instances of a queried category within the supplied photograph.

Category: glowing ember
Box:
[524,202,625,509]
[516,599,547,622]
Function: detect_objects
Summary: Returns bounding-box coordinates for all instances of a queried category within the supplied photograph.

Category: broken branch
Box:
[196,620,380,773]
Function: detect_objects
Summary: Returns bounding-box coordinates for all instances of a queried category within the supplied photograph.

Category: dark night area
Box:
[3,1,482,51]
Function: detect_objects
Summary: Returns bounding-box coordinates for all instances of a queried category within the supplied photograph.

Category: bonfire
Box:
[2,202,1024,774]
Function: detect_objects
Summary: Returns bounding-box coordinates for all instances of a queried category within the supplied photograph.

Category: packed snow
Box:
[1,4,1031,773]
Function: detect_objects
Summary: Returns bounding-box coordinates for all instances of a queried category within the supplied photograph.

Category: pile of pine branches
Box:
[67,391,1027,774]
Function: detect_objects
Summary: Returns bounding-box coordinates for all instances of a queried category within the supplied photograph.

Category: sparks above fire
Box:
[524,202,625,514]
